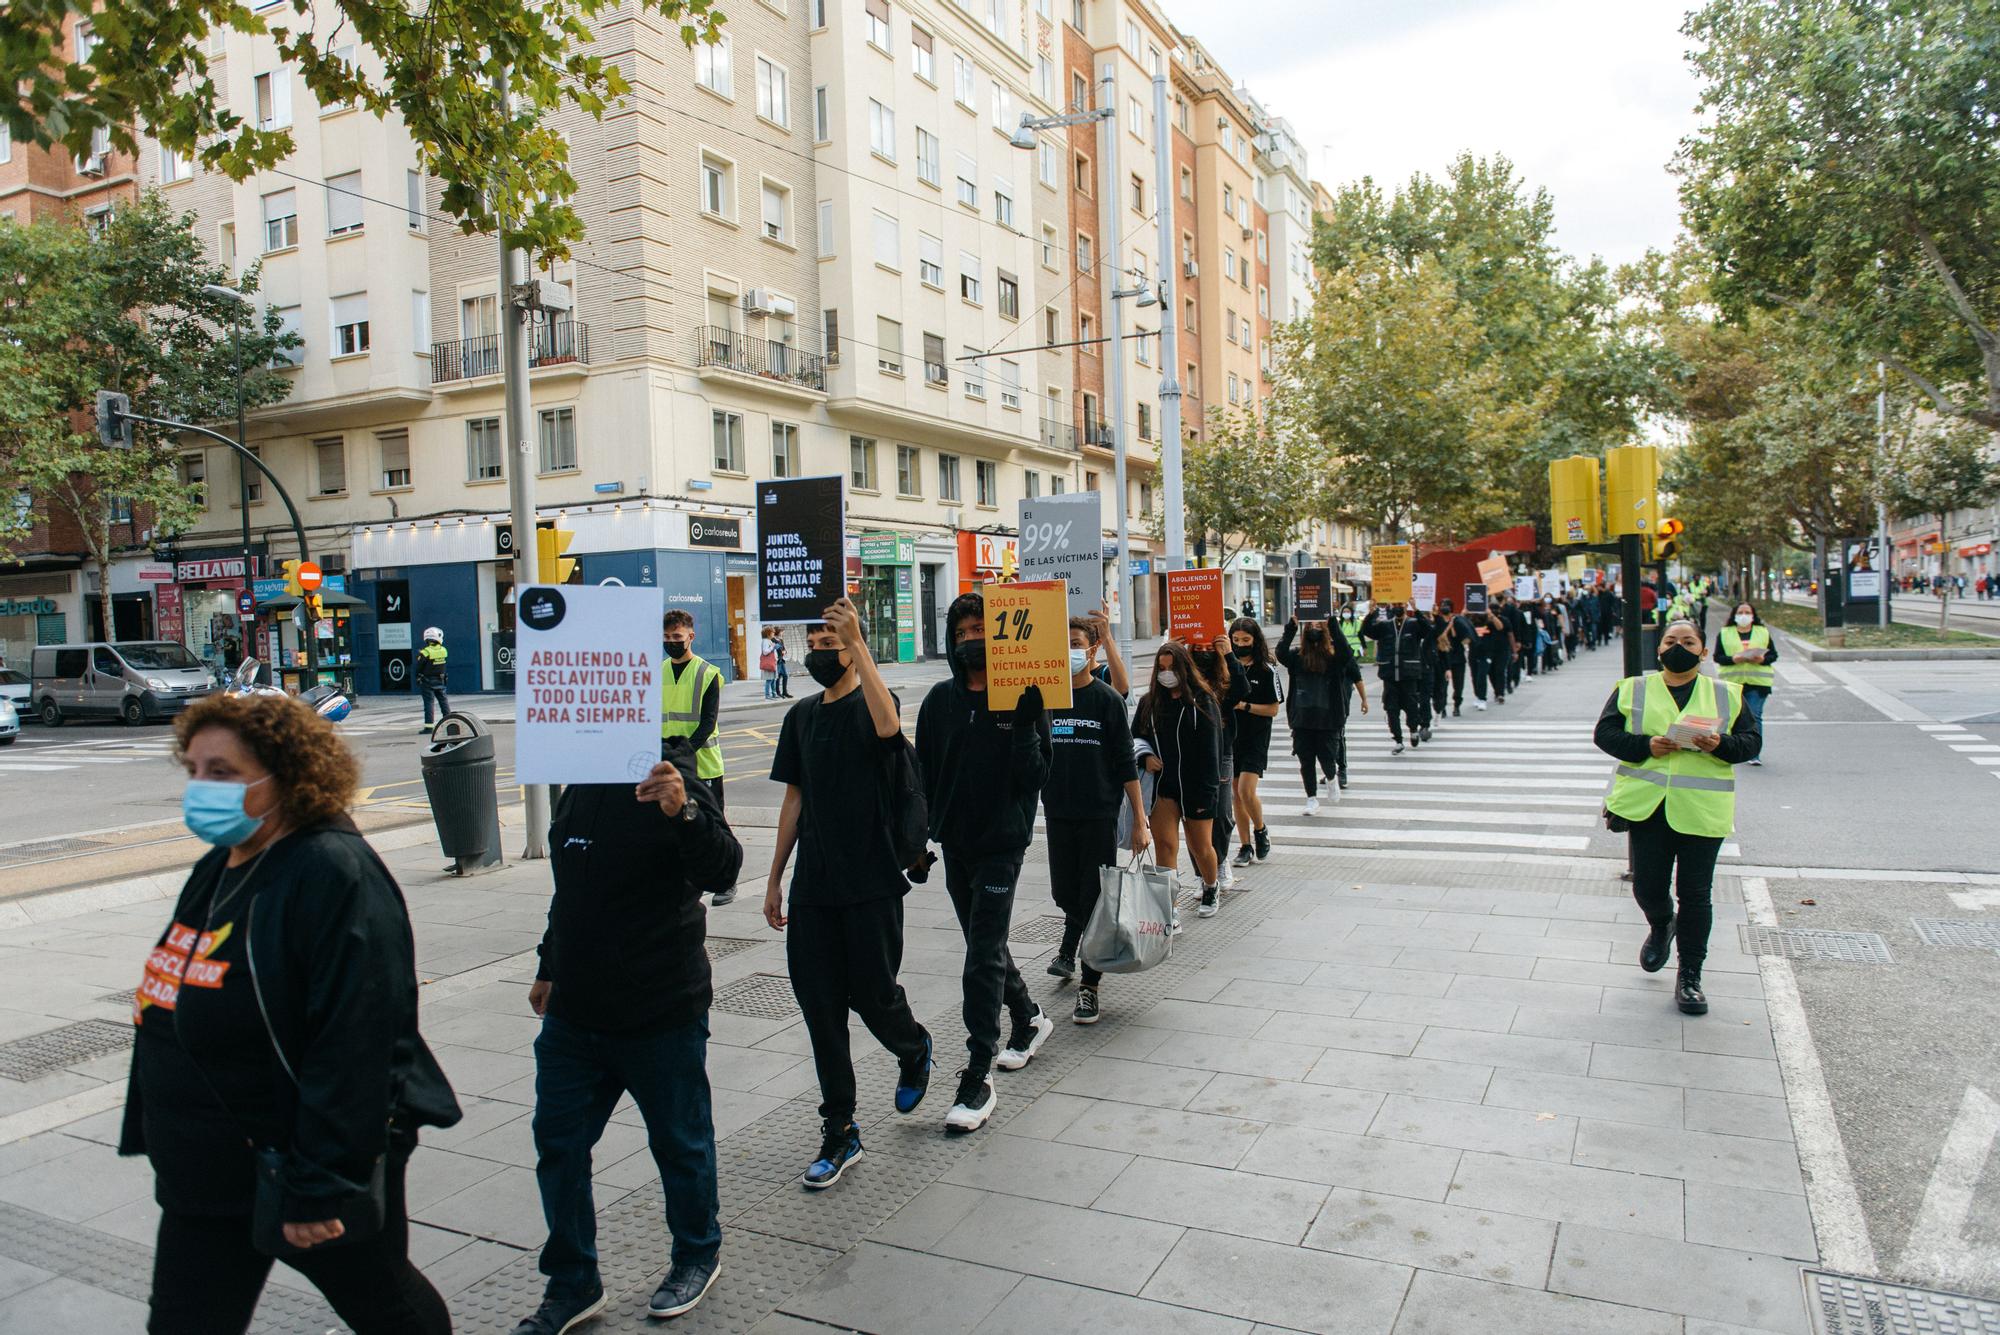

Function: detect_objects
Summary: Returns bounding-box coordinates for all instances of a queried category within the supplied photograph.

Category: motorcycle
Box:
[224,658,352,724]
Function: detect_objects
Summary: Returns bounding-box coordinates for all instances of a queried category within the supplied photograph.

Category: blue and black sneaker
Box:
[801,1120,864,1190]
[895,1031,933,1114]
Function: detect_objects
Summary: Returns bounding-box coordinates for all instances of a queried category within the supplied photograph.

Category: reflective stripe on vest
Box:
[1717,625,1774,690]
[660,654,725,779]
[1605,671,1739,838]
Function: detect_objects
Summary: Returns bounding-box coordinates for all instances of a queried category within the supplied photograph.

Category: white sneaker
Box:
[1475,700,1488,711]
[944,1070,996,1132]
[1220,864,1239,888]
[994,1009,1054,1070]
[1304,796,1321,816]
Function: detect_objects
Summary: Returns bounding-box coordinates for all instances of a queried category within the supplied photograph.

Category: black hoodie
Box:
[121,817,461,1221]
[537,737,742,1033]
[914,655,1053,858]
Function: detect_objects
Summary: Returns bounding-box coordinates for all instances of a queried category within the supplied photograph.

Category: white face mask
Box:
[1155,669,1179,690]
[1069,648,1090,675]
[1735,613,1753,628]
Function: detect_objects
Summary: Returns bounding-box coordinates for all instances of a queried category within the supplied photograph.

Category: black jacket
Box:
[1276,622,1358,732]
[120,818,461,1223]
[1134,687,1223,802]
[1362,608,1431,680]
[915,669,1053,858]
[537,738,742,1033]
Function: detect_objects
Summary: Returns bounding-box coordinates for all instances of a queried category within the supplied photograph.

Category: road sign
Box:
[296,561,323,591]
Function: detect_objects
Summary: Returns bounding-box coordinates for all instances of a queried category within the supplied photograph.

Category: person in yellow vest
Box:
[661,610,731,904]
[1714,601,1774,767]
[416,627,450,731]
[1593,618,1761,1016]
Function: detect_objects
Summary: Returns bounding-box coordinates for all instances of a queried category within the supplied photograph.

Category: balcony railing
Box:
[695,325,826,392]
[1083,418,1114,448]
[1040,418,1077,453]
[431,321,590,384]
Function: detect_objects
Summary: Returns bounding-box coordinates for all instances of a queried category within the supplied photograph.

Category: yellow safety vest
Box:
[1606,671,1740,838]
[1718,625,1773,691]
[418,642,447,680]
[661,653,725,779]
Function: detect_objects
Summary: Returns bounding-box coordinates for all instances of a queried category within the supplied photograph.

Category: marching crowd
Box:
[118,569,1773,1335]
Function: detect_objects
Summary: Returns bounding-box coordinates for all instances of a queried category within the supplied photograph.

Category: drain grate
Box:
[1912,918,2000,950]
[1804,1269,2000,1334]
[1010,915,1071,945]
[97,988,136,1007]
[0,1019,135,1081]
[711,972,801,1020]
[704,937,762,962]
[0,836,108,867]
[1740,926,1894,965]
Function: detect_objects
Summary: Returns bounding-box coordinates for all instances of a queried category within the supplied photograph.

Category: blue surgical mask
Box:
[183,776,272,847]
[1069,648,1090,675]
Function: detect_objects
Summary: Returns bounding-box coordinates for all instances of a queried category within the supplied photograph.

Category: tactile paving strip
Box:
[1804,1269,2000,1334]
[1009,914,1072,945]
[712,973,803,1020]
[704,936,763,962]
[0,1018,134,1081]
[1740,925,1895,965]
[1911,918,2000,950]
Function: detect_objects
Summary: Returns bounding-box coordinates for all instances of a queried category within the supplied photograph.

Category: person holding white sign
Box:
[763,599,936,1190]
[1714,601,1776,765]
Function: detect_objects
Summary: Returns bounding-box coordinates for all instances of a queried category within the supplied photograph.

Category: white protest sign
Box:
[515,584,664,784]
[1017,492,1104,615]
[1514,574,1539,601]
[1411,572,1438,611]
[1540,566,1564,595]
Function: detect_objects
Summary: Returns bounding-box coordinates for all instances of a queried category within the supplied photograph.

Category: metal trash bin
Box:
[420,713,503,876]
[1639,621,1663,668]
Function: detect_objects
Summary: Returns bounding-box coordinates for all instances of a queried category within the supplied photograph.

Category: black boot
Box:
[1676,968,1708,1015]
[1639,916,1675,973]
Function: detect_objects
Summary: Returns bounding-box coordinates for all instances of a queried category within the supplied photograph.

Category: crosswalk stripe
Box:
[1249,786,1605,808]
[1256,804,1597,827]
[1251,771,1609,790]
[1256,823,1591,852]
[0,762,69,772]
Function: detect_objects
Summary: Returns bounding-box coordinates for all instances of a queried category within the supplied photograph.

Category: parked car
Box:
[30,641,216,726]
[0,667,28,717]
[0,696,18,746]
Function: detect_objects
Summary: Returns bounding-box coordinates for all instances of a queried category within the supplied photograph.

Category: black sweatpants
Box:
[1428,663,1449,719]
[943,852,1036,1073]
[1295,728,1340,798]
[1048,817,1115,987]
[1380,676,1426,742]
[787,896,931,1125]
[1446,659,1465,711]
[1626,805,1723,970]
[147,1142,449,1335]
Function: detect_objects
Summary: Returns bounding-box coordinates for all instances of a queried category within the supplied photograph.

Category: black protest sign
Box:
[1463,583,1489,613]
[1292,567,1333,621]
[758,474,845,624]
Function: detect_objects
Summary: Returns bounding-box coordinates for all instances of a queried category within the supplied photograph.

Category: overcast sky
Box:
[1164,0,1704,270]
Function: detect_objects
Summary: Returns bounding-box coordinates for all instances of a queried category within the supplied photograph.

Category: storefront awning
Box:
[258,590,366,613]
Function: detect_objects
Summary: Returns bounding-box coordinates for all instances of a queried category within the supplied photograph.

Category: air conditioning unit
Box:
[742,289,772,315]
[766,294,797,318]
[78,154,107,177]
[1241,226,1253,241]
[1183,260,1199,280]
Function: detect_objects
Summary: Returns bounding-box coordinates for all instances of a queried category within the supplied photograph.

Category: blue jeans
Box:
[1742,686,1767,742]
[419,680,450,724]
[531,1013,720,1297]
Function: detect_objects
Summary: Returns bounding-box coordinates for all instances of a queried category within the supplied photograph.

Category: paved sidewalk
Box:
[0,655,1830,1334]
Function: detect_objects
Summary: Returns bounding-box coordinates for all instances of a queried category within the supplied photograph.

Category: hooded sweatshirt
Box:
[914,652,1054,858]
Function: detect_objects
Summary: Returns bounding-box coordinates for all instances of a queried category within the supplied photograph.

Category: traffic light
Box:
[1548,455,1603,545]
[1652,517,1685,563]
[1604,444,1660,537]
[536,525,577,584]
[999,543,1019,582]
[94,391,132,450]
[280,559,304,598]
[303,592,324,622]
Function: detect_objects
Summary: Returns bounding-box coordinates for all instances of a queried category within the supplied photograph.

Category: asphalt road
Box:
[1779,586,2000,637]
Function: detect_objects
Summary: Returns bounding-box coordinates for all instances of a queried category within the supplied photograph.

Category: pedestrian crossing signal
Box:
[1651,517,1684,562]
[537,526,577,584]
[1548,455,1602,545]
[1605,445,1660,537]
[281,559,305,598]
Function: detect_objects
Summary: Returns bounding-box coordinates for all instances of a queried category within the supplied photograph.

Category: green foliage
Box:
[1171,399,1325,569]
[0,0,722,262]
[0,193,299,625]
[1678,0,2000,429]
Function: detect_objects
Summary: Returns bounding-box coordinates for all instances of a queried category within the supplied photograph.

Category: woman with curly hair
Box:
[120,693,462,1335]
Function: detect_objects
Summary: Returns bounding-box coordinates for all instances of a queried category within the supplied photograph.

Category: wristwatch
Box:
[678,801,699,824]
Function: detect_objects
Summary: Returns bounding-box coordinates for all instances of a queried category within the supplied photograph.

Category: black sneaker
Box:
[710,888,737,908]
[511,1286,607,1335]
[1198,883,1219,918]
[1453,706,1461,717]
[895,1032,933,1114]
[995,1008,1054,1070]
[802,1120,864,1189]
[1639,916,1675,973]
[1073,985,1100,1025]
[1254,827,1270,861]
[945,1068,995,1132]
[649,1260,721,1318]
[1337,773,1349,789]
[1676,969,1708,1016]
[1232,845,1255,868]
[1046,953,1076,979]
[1419,724,1433,742]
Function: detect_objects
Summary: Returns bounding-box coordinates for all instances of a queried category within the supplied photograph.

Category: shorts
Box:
[1232,731,1270,777]
[1155,776,1217,822]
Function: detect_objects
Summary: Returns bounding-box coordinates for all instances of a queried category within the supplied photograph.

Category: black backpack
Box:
[880,734,931,871]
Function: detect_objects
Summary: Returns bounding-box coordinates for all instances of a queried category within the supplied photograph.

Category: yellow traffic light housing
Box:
[303,592,325,621]
[1604,445,1660,537]
[1548,455,1603,545]
[1000,544,1019,582]
[536,525,578,584]
[1651,516,1685,563]
[280,559,304,598]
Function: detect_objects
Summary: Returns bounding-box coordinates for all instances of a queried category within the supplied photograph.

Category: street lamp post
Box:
[201,283,258,664]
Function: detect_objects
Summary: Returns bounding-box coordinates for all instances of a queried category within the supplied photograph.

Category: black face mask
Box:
[1233,647,1254,661]
[1659,643,1702,674]
[804,648,847,688]
[664,640,689,660]
[954,640,986,674]
[1304,627,1326,643]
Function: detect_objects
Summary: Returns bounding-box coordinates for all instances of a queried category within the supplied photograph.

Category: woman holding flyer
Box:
[1593,618,1760,1017]
[1132,641,1224,920]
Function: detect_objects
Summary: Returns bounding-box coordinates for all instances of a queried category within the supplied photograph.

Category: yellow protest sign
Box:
[984,580,1073,712]
[1372,544,1414,604]
[1566,554,1587,581]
